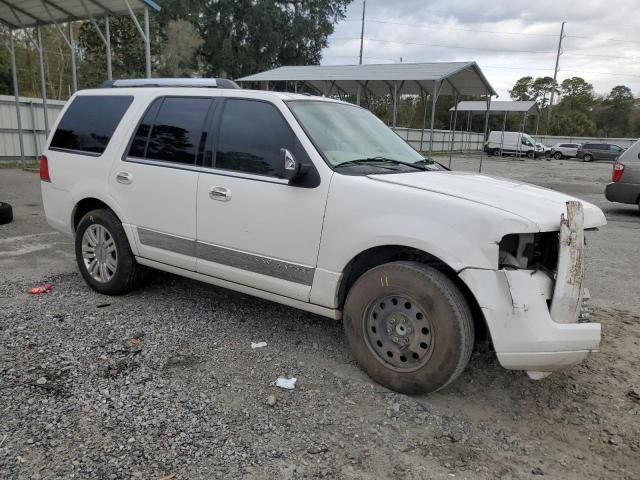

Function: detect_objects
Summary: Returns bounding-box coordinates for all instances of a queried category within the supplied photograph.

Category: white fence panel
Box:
[0,95,66,159]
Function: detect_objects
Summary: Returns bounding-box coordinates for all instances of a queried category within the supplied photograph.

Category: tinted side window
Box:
[50,95,133,155]
[216,99,294,177]
[128,98,162,158]
[142,97,211,165]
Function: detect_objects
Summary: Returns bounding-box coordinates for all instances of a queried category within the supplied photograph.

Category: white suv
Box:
[41,79,607,394]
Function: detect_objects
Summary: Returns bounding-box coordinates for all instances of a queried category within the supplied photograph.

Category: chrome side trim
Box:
[137,228,196,258]
[196,241,314,285]
[136,227,314,286]
[124,157,290,185]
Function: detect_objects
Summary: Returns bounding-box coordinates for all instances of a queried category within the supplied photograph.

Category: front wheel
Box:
[583,154,594,162]
[526,150,535,159]
[75,209,145,295]
[343,261,474,395]
[554,151,562,160]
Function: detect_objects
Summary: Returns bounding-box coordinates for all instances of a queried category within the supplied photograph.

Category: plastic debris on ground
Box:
[28,284,53,295]
[276,377,297,390]
[251,341,267,349]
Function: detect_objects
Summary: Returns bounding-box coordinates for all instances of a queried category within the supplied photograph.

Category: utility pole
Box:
[547,21,565,126]
[358,0,365,65]
[356,0,365,105]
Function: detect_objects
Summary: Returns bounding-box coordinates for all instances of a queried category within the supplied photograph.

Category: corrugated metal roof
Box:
[0,0,160,29]
[237,62,496,97]
[451,100,538,113]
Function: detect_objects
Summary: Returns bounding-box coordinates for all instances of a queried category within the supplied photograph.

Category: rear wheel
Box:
[343,261,474,395]
[554,151,562,160]
[75,209,145,295]
[583,154,594,162]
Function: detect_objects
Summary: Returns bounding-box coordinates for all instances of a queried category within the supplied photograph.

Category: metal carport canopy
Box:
[451,100,538,114]
[0,0,160,28]
[236,61,497,97]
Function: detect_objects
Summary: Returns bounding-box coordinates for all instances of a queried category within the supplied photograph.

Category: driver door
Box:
[195,97,330,301]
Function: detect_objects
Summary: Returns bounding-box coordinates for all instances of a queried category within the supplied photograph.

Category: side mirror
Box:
[281,148,301,182]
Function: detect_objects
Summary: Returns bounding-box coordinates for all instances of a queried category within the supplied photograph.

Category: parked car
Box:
[485,131,538,158]
[550,143,581,159]
[41,78,607,395]
[536,142,551,157]
[576,143,625,162]
[605,139,640,210]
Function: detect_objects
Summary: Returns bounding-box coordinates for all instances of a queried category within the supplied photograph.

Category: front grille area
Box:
[499,231,559,271]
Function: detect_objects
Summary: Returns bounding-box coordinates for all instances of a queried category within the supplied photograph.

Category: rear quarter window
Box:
[49,95,133,155]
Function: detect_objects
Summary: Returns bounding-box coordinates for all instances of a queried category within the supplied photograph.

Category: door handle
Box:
[116,171,133,184]
[209,186,231,201]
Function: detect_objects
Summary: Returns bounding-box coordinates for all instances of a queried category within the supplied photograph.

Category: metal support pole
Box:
[69,22,77,91]
[143,7,151,78]
[499,111,507,158]
[448,91,459,168]
[356,0,365,105]
[106,15,112,80]
[427,81,440,160]
[36,25,50,136]
[479,93,492,173]
[419,88,428,153]
[9,29,25,169]
[392,81,398,129]
[465,112,471,153]
[29,101,39,156]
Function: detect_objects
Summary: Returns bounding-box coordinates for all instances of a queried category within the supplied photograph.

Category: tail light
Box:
[39,155,51,182]
[612,162,625,183]
[576,146,584,153]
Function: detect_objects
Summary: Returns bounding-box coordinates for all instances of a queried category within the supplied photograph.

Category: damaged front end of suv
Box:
[460,201,601,379]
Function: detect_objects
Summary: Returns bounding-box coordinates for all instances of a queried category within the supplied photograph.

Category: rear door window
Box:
[50,95,133,155]
[127,96,212,165]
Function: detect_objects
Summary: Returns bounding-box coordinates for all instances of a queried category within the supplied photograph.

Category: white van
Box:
[486,131,538,158]
[40,78,606,394]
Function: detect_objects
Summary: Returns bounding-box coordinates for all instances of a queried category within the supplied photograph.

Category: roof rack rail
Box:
[99,78,241,89]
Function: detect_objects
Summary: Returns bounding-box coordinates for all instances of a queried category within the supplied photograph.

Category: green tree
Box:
[157,20,203,77]
[78,15,160,88]
[606,85,634,108]
[548,110,595,136]
[559,77,595,111]
[531,76,558,107]
[509,76,533,101]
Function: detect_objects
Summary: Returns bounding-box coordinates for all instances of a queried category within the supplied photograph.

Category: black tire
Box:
[526,150,535,159]
[0,202,13,224]
[343,261,474,395]
[75,209,145,295]
[583,154,594,162]
[554,151,562,160]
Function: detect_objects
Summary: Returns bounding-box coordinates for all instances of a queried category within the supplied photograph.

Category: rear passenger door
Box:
[109,95,214,271]
[195,97,330,301]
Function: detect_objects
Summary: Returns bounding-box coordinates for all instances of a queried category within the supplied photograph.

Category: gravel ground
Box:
[1,158,639,479]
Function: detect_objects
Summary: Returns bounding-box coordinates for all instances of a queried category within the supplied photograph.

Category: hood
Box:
[368,171,607,231]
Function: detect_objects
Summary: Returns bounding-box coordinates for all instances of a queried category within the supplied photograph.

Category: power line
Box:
[342,17,640,45]
[343,18,559,38]
[330,36,639,61]
[331,36,556,55]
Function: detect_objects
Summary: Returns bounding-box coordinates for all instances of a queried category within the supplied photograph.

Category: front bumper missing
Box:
[459,201,600,377]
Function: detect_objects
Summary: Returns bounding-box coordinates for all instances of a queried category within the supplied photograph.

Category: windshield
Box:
[287,100,427,169]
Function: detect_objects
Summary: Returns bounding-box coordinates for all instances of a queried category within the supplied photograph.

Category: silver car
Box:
[605,139,640,210]
[550,143,580,159]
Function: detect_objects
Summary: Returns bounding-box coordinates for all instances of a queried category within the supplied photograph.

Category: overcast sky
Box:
[321,0,640,99]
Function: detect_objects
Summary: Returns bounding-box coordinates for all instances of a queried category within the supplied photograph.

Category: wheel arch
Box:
[71,197,118,233]
[336,245,490,347]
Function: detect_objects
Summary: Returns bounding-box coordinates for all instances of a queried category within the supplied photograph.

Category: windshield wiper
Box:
[335,156,426,170]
